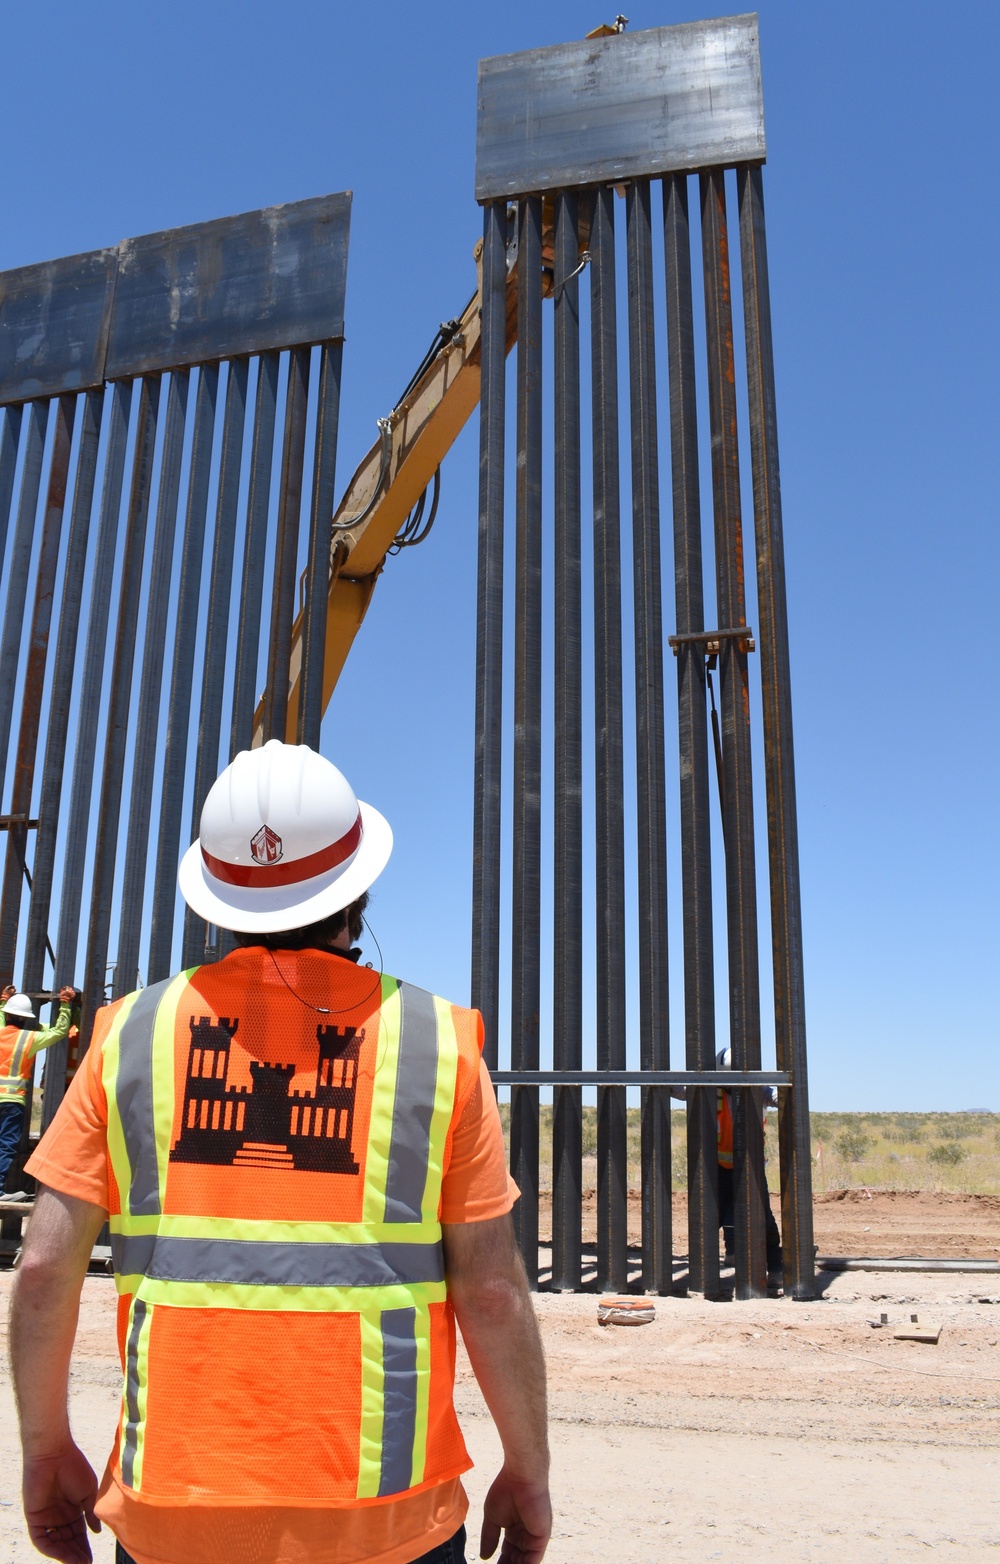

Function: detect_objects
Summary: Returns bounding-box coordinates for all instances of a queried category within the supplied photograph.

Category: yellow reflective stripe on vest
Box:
[363,977,401,1221]
[111,1230,444,1287]
[111,974,194,1216]
[356,1300,432,1498]
[120,1297,152,1491]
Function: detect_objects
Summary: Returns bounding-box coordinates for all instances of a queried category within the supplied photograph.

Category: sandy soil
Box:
[2,1195,999,1562]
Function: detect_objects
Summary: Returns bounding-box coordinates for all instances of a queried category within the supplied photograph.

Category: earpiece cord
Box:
[264,930,384,1015]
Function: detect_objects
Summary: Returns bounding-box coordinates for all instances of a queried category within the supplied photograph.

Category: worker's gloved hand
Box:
[479,1463,551,1563]
[21,1445,101,1564]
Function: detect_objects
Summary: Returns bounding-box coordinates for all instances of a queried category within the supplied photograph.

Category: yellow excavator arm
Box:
[258,234,519,743]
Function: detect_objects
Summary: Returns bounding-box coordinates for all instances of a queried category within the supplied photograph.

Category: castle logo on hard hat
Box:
[251,824,283,866]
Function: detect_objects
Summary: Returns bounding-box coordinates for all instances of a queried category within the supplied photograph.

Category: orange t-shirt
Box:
[27,949,517,1564]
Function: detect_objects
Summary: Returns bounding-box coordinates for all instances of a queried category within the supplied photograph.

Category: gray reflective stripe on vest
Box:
[112,1232,445,1287]
[378,1306,418,1496]
[10,1031,33,1076]
[117,978,176,1217]
[384,983,439,1223]
[121,1299,147,1487]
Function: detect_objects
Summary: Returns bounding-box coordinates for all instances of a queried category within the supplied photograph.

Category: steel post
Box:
[700,169,766,1299]
[0,394,76,983]
[53,381,132,998]
[82,375,160,1040]
[25,387,104,998]
[663,173,719,1297]
[0,401,50,808]
[737,163,815,1300]
[0,406,24,563]
[551,189,583,1292]
[510,195,542,1287]
[625,179,672,1294]
[115,371,190,998]
[471,201,507,1067]
[147,366,218,983]
[263,346,310,744]
[230,353,279,759]
[589,185,628,1293]
[298,340,344,748]
[181,359,249,969]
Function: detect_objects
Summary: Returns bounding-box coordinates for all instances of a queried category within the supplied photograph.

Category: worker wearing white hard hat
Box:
[15,741,551,1564]
[0,982,75,1198]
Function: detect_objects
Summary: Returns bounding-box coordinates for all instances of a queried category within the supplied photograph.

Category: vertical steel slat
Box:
[510,195,543,1288]
[298,340,344,748]
[700,169,766,1300]
[0,394,76,982]
[471,200,508,1069]
[626,178,672,1295]
[81,375,161,1038]
[146,366,219,984]
[23,388,104,1127]
[551,189,583,1293]
[179,359,250,970]
[53,382,132,995]
[0,405,25,564]
[507,193,542,1271]
[263,346,310,745]
[114,371,190,999]
[663,174,719,1297]
[737,163,815,1300]
[0,400,50,803]
[589,185,628,1293]
[230,353,279,758]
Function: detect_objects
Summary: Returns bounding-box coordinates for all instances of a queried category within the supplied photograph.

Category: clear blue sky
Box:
[1,2,996,1110]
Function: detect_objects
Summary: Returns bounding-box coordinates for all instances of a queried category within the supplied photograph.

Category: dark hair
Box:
[233,891,369,952]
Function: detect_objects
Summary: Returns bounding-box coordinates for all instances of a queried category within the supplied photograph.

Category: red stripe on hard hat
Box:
[201,813,362,888]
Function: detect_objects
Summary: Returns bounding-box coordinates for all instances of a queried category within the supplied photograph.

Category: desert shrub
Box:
[883,1121,926,1144]
[835,1129,872,1163]
[928,1141,967,1167]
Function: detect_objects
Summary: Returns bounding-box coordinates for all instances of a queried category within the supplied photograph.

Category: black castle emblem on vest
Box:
[170,1016,361,1173]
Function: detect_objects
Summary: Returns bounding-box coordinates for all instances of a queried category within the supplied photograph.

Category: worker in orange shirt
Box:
[715,1046,782,1284]
[10,741,552,1564]
[0,984,75,1197]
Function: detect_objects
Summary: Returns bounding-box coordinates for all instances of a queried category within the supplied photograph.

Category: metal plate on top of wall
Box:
[0,247,118,406]
[105,192,352,378]
[475,14,765,200]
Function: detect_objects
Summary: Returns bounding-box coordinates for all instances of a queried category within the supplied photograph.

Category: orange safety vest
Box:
[716,1089,734,1169]
[0,1006,71,1106]
[100,959,482,1507]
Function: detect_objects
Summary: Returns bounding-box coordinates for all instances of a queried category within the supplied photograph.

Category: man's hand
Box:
[480,1465,552,1563]
[1,983,14,1002]
[58,987,75,1005]
[22,1445,101,1564]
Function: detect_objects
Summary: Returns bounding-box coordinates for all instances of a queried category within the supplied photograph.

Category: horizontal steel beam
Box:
[491,1070,790,1086]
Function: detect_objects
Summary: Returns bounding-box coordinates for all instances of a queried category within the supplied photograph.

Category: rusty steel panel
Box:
[476,16,765,201]
[0,248,118,406]
[105,195,351,379]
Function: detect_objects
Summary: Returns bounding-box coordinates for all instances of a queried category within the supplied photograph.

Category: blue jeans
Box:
[115,1525,467,1564]
[0,1102,24,1192]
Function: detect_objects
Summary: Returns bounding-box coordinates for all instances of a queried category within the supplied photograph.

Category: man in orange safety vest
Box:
[10,741,551,1564]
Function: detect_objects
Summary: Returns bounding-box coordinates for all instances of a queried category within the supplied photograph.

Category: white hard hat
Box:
[178,741,393,934]
[4,992,35,1021]
[716,1047,732,1071]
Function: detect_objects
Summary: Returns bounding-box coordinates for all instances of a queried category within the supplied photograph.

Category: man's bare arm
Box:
[443,1213,551,1564]
[9,1185,107,1564]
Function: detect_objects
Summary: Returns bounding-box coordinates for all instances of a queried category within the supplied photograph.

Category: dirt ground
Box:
[2,1195,999,1563]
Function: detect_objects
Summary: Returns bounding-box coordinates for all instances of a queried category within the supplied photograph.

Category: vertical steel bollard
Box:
[737,164,815,1299]
[589,186,628,1293]
[0,400,50,813]
[147,366,219,984]
[626,178,673,1294]
[230,353,280,759]
[663,174,720,1297]
[82,375,161,1041]
[700,170,767,1299]
[551,189,583,1292]
[115,371,189,997]
[263,346,310,745]
[510,196,543,1287]
[471,201,508,1069]
[298,341,344,750]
